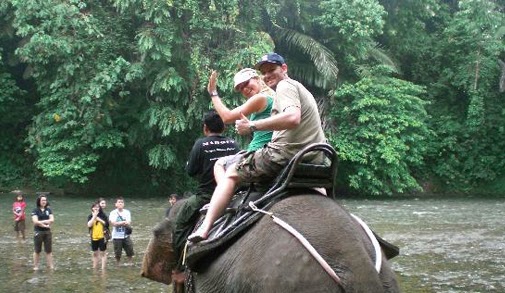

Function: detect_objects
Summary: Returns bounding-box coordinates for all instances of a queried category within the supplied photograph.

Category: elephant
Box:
[141,193,401,293]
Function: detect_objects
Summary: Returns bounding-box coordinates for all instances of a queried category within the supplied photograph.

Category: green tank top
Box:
[247,96,274,151]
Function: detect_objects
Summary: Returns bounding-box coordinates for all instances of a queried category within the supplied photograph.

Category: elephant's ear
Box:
[372,231,400,259]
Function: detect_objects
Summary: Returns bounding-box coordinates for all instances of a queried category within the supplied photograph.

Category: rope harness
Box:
[249,201,342,285]
[248,201,384,286]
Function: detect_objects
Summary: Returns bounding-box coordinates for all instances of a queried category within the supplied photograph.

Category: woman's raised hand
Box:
[207,70,218,95]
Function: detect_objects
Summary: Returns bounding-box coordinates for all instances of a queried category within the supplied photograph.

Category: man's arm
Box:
[236,107,300,134]
[236,80,301,134]
[124,210,132,226]
[109,211,119,227]
[254,107,300,130]
[110,210,128,227]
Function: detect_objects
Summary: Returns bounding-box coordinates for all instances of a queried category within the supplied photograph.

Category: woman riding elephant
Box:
[141,193,400,293]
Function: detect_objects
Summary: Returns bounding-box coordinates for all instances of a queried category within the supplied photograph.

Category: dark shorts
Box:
[113,237,134,259]
[236,149,285,183]
[34,230,52,253]
[91,238,107,251]
[14,220,25,232]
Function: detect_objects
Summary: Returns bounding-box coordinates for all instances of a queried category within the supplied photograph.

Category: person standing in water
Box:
[165,193,180,218]
[12,192,27,241]
[109,196,134,265]
[87,202,109,270]
[31,194,55,270]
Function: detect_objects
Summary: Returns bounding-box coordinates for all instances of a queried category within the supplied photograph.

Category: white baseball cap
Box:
[233,68,258,91]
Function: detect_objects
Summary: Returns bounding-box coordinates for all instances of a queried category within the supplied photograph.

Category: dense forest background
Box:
[1,0,504,197]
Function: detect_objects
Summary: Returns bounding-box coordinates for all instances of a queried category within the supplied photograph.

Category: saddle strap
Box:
[350,214,382,273]
[249,202,341,285]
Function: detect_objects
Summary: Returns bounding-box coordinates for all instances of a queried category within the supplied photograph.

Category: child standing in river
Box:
[12,192,27,241]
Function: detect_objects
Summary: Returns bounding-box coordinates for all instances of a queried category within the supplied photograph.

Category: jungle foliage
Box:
[0,0,504,196]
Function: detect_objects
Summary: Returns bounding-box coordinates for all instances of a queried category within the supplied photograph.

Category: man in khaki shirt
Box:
[188,53,326,242]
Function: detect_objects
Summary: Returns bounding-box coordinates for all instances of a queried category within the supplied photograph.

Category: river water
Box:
[342,196,505,293]
[0,193,503,292]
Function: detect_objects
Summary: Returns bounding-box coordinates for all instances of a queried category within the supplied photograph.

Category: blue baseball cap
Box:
[255,53,285,69]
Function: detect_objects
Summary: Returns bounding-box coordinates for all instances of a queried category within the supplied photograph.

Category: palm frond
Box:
[272,25,339,82]
[367,43,400,74]
[287,62,334,89]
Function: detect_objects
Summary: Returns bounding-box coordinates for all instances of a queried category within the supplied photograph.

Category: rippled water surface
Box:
[0,193,503,292]
[341,196,505,293]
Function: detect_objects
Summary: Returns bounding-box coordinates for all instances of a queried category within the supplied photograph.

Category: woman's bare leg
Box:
[101,251,107,270]
[188,166,240,242]
[92,251,99,269]
[33,252,40,270]
[213,158,227,185]
[46,252,54,269]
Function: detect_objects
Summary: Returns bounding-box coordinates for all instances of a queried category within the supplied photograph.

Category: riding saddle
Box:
[184,143,398,271]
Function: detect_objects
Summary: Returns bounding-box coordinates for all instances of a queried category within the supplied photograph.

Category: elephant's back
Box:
[214,193,386,292]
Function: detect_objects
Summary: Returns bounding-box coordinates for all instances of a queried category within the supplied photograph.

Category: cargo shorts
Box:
[235,147,286,183]
[113,237,134,259]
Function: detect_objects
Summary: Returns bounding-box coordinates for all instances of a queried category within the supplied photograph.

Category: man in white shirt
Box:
[109,196,134,265]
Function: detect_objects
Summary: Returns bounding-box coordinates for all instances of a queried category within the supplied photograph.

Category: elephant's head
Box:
[141,207,180,284]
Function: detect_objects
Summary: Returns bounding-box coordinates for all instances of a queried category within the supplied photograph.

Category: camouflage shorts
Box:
[235,148,286,183]
[217,151,246,171]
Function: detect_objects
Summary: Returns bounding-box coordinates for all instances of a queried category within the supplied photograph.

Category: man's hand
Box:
[235,113,252,135]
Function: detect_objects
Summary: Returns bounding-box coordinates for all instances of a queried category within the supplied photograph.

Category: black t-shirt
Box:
[186,135,239,194]
[31,207,53,232]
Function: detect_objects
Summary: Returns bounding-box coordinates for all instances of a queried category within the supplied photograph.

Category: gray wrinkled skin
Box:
[142,194,400,293]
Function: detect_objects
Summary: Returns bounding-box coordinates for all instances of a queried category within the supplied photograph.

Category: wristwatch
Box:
[209,91,218,97]
[249,122,258,133]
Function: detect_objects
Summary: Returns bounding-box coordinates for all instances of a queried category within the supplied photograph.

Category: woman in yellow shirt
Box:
[87,202,109,270]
